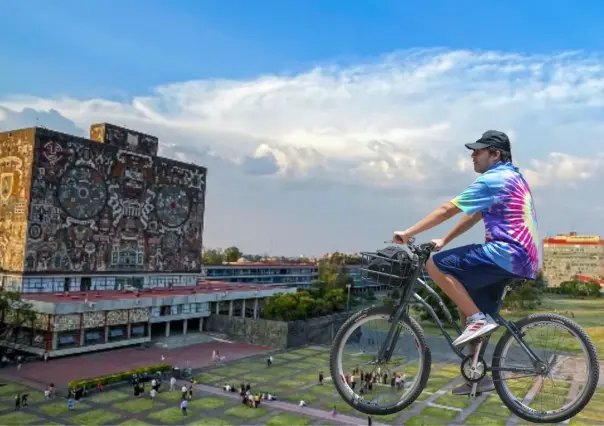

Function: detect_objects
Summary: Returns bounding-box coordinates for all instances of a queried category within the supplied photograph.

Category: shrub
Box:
[68,363,171,390]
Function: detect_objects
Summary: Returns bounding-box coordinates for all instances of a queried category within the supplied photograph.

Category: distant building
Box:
[542,232,604,287]
[204,263,388,293]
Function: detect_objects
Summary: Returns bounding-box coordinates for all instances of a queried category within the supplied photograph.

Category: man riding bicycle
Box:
[393,130,539,395]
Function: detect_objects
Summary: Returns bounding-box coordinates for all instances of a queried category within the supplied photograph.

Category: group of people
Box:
[344,367,407,394]
[221,382,277,409]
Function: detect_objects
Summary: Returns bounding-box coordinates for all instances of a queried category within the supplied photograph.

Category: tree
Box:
[503,280,541,310]
[0,290,36,354]
[558,279,601,298]
[262,288,347,321]
[534,271,547,291]
[413,282,460,324]
[202,248,224,265]
[335,266,354,289]
[223,246,243,263]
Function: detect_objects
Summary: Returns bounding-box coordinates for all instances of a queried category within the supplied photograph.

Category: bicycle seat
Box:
[502,278,530,290]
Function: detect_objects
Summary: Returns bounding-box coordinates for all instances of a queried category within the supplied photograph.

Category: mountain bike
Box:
[329,238,599,423]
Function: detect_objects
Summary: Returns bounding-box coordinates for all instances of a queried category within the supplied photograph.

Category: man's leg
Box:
[426,258,480,317]
[427,248,499,348]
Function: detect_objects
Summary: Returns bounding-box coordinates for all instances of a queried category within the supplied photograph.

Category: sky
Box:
[1,0,604,256]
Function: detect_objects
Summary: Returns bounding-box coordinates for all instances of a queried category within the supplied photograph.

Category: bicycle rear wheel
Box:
[492,313,599,423]
[329,305,431,416]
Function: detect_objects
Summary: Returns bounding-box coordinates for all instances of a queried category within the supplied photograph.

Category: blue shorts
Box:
[432,244,519,315]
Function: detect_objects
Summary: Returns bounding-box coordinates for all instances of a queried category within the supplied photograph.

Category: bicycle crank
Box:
[461,339,485,398]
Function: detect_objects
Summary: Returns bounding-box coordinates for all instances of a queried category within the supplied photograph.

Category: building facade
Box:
[0,124,206,292]
[204,263,388,292]
[2,282,295,357]
[542,232,604,287]
[0,123,295,357]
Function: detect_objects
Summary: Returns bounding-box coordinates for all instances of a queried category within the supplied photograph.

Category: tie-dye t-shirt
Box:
[450,162,539,279]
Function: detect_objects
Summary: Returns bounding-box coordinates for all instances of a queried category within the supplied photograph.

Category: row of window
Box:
[205,268,318,277]
[2,275,201,293]
[150,303,210,317]
[57,323,148,349]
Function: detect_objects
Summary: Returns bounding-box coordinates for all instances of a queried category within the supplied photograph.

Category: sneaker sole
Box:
[452,324,499,348]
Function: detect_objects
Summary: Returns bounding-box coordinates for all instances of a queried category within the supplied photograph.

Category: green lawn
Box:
[148,407,189,424]
[0,411,42,425]
[0,340,595,426]
[71,409,122,425]
[265,413,313,426]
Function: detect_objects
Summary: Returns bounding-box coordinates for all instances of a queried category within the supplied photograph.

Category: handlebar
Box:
[384,236,436,257]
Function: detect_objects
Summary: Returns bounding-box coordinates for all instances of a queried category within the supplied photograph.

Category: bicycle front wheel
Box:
[492,313,600,423]
[329,305,431,416]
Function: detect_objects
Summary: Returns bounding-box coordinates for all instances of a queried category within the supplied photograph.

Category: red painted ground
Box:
[23,281,288,303]
[0,341,270,388]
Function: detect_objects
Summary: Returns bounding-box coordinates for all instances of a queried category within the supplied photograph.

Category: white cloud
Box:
[524,152,604,187]
[1,49,604,253]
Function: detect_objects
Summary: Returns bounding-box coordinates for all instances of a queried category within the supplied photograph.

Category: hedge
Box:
[68,363,172,390]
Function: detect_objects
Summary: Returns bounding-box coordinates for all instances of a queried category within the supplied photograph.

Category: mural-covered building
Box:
[0,123,295,357]
[0,123,206,291]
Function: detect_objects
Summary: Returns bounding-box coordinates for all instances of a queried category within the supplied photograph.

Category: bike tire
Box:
[329,305,432,416]
[492,313,600,423]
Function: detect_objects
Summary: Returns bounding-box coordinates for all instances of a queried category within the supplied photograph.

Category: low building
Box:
[204,263,388,293]
[542,232,604,287]
[2,281,295,357]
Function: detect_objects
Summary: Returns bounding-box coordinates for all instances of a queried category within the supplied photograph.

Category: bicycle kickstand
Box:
[468,339,484,399]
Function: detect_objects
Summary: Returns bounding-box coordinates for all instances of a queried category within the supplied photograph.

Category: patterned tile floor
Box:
[0,345,602,425]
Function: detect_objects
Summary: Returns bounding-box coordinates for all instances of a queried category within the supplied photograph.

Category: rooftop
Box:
[215,262,318,267]
[22,281,289,303]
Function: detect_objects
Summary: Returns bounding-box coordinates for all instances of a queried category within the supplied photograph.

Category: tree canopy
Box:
[547,277,602,298]
[262,260,355,320]
[0,289,36,353]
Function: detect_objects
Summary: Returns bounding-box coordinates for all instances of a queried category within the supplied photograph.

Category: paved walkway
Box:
[0,340,271,387]
[191,381,390,426]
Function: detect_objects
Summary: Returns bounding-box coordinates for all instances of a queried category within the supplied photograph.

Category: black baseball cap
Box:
[465,130,511,151]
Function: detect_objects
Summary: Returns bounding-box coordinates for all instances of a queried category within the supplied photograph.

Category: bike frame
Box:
[375,259,546,376]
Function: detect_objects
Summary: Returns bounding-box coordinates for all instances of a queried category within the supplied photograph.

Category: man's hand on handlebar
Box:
[392,232,442,253]
[429,238,446,252]
[392,231,412,245]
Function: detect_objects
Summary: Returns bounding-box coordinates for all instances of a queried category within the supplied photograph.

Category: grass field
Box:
[0,343,601,425]
[418,294,604,352]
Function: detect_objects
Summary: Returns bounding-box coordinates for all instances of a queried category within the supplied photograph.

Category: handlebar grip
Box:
[393,234,403,243]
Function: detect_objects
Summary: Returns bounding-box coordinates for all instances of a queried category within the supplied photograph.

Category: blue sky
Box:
[1,1,604,255]
[2,0,604,98]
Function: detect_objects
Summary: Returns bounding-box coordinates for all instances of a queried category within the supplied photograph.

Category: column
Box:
[241,299,246,318]
[215,301,220,314]
[165,321,171,337]
[199,317,204,332]
[127,323,132,339]
[104,326,109,343]
[79,328,85,346]
[228,300,233,317]
[52,332,58,350]
[183,319,188,335]
[253,298,259,319]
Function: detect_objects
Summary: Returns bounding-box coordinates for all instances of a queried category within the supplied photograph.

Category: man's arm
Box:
[442,212,482,245]
[404,202,461,238]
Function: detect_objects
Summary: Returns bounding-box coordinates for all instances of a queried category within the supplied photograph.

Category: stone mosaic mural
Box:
[0,129,35,273]
[23,127,206,274]
[90,123,159,157]
[106,309,128,326]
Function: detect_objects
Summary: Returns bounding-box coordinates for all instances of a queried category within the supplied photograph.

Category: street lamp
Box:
[346,283,352,312]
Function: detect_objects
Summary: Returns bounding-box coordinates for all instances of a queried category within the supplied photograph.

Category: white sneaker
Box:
[452,314,498,348]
